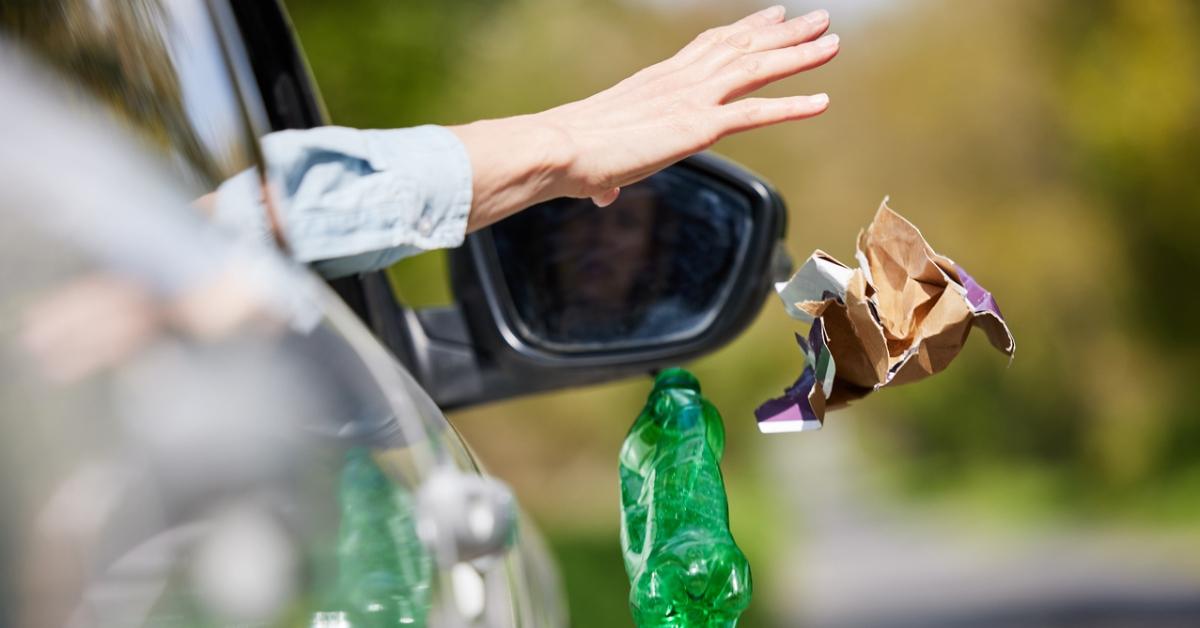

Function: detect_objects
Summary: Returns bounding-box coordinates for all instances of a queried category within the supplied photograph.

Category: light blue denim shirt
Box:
[213,125,472,278]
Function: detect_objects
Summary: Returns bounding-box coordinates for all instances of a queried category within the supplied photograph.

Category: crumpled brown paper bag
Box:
[755,199,1014,433]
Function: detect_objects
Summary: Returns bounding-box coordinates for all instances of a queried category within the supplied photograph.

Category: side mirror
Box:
[361,153,791,409]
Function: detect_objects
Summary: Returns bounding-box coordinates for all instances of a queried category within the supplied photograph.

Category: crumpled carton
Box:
[755,199,1014,434]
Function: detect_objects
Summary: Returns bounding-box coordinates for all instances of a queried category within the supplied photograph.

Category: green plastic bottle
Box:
[619,368,752,628]
[313,448,432,627]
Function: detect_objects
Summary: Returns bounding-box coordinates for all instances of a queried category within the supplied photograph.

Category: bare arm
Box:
[450,5,838,231]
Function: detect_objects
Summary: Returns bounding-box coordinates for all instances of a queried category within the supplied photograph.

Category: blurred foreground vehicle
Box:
[0,1,789,626]
[0,42,564,628]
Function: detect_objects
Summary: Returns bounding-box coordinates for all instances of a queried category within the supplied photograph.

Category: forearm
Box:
[449,114,573,232]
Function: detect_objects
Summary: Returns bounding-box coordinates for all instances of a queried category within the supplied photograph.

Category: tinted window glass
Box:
[491,168,752,351]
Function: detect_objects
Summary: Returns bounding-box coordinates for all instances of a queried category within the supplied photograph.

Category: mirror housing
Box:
[363,152,791,409]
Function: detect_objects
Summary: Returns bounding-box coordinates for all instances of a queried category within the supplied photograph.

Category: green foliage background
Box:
[283,0,1200,625]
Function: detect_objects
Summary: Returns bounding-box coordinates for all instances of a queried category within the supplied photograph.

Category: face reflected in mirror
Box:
[551,187,663,332]
[491,168,753,351]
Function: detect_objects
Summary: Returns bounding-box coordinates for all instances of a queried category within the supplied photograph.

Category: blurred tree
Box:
[1044,0,1200,479]
[283,0,510,127]
[859,0,1200,514]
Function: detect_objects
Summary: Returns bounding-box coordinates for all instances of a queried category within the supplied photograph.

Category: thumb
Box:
[591,187,621,207]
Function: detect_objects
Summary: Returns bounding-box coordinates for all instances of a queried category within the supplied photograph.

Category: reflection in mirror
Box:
[491,168,752,351]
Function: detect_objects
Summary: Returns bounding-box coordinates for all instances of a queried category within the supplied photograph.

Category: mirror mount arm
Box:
[771,241,795,284]
[359,273,486,408]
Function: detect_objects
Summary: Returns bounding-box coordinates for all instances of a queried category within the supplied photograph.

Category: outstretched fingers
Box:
[673,5,788,64]
[733,4,787,28]
[717,94,831,135]
[738,10,830,54]
[615,5,789,95]
[591,186,621,207]
[711,33,840,103]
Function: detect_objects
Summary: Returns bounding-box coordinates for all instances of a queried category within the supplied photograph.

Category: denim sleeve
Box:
[213,125,473,278]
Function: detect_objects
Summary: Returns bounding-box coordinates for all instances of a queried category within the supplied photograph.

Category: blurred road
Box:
[765,422,1200,628]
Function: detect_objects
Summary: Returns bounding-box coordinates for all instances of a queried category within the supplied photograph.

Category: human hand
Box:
[453,5,838,229]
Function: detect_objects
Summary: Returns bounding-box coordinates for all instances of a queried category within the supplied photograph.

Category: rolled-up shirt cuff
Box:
[213,125,473,278]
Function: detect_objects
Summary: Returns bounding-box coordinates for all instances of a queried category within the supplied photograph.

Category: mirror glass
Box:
[490,167,753,351]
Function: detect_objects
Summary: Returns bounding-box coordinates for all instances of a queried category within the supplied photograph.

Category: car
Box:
[0,1,789,626]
